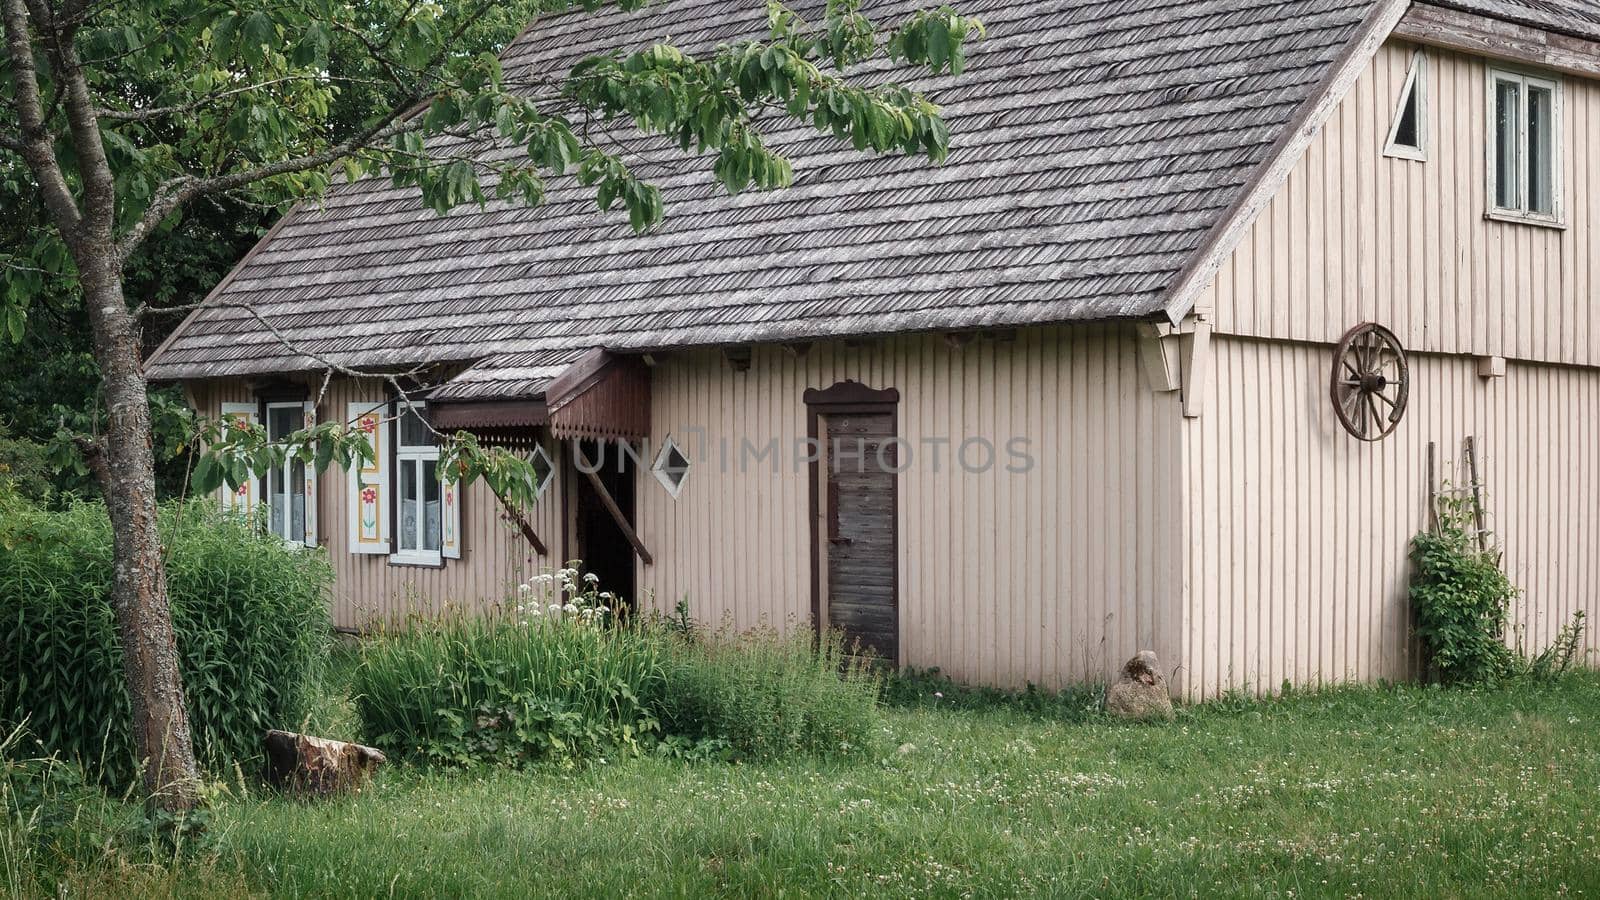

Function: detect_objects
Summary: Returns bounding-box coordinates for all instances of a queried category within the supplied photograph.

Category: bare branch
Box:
[0,131,23,153]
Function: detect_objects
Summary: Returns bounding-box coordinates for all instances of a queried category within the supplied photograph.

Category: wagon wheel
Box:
[1330,323,1409,442]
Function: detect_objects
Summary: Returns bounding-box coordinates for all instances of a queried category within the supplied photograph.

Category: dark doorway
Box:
[573,439,637,612]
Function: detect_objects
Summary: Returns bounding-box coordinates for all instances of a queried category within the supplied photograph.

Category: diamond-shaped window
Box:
[528,443,555,501]
[652,437,691,499]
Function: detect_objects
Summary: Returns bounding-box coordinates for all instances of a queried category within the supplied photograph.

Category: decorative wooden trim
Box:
[802,380,901,409]
[429,399,549,430]
[1136,323,1182,393]
[1164,0,1411,324]
[803,381,900,661]
[1181,321,1214,419]
[546,349,651,440]
[722,347,753,372]
[1395,4,1600,81]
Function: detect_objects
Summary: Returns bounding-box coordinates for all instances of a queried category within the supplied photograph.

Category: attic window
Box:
[1384,50,1426,161]
[652,437,691,499]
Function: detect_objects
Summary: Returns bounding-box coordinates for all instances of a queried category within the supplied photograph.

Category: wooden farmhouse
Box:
[148,0,1600,697]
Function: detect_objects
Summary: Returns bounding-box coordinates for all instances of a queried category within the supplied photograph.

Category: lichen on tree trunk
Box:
[79,256,201,811]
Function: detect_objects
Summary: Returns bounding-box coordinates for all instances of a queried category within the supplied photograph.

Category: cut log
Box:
[264,730,386,797]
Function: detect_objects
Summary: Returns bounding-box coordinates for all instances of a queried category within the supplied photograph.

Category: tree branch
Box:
[1,0,82,232]
[116,108,424,262]
[97,76,344,122]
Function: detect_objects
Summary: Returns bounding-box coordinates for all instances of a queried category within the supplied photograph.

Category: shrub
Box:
[1410,495,1517,685]
[353,573,666,766]
[654,628,884,760]
[0,499,333,788]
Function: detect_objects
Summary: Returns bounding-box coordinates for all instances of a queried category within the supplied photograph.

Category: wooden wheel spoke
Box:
[1364,394,1383,433]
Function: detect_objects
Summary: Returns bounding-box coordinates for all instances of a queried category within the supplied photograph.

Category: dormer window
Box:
[1384,50,1427,161]
[1489,68,1562,225]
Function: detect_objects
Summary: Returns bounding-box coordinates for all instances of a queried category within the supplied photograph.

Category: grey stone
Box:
[1104,650,1175,722]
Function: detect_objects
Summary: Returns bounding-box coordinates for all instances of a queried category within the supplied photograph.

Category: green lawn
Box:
[12,674,1600,898]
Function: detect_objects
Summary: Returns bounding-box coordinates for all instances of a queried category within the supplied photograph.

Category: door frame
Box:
[803,380,901,649]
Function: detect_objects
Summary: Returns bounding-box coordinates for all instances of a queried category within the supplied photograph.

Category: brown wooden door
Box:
[824,412,898,661]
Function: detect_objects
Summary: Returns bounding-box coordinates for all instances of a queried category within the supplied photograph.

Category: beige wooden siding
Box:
[634,327,1184,690]
[1202,39,1600,367]
[1180,336,1600,698]
[192,378,563,629]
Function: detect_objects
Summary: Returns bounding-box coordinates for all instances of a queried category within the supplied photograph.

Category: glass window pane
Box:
[1496,80,1522,210]
[1393,77,1420,149]
[268,464,285,536]
[290,457,306,543]
[398,405,434,448]
[268,406,296,442]
[423,460,441,552]
[399,460,418,552]
[1528,85,1555,215]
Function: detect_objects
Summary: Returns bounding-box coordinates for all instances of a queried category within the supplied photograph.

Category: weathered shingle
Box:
[149,0,1384,385]
[1438,0,1600,42]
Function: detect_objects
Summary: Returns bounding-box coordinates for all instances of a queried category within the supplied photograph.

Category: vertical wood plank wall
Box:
[635,327,1185,690]
[1202,40,1600,366]
[1186,38,1600,696]
[192,379,564,630]
[1181,337,1600,698]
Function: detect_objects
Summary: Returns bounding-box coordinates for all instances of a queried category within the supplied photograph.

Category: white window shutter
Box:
[219,402,260,514]
[441,473,462,560]
[302,401,319,547]
[347,401,390,554]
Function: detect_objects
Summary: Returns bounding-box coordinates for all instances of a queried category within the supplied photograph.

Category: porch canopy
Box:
[425,348,649,442]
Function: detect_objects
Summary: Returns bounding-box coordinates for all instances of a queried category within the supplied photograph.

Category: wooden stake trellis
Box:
[1426,436,1493,555]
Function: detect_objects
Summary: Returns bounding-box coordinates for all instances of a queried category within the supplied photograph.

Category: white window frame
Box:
[651,436,691,500]
[528,442,556,502]
[263,401,311,547]
[1486,67,1564,228]
[390,402,443,567]
[1383,50,1427,161]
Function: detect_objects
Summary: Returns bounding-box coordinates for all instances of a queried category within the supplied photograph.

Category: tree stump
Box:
[263,730,386,798]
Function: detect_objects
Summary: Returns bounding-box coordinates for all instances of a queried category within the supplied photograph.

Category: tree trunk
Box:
[77,249,201,812]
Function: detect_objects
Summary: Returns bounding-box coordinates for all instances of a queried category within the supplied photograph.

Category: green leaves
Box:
[189,413,373,496]
[889,7,986,76]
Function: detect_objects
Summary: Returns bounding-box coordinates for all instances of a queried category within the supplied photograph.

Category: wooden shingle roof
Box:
[148,0,1385,390]
[1441,0,1600,42]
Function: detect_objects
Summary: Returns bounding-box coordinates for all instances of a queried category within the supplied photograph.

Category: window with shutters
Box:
[392,403,443,566]
[1488,68,1562,226]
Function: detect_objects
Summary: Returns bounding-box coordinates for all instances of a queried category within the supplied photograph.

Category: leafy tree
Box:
[1,0,981,811]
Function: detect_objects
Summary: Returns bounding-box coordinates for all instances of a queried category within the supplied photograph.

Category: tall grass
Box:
[352,612,669,766]
[353,612,886,765]
[656,628,884,759]
[0,499,333,787]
